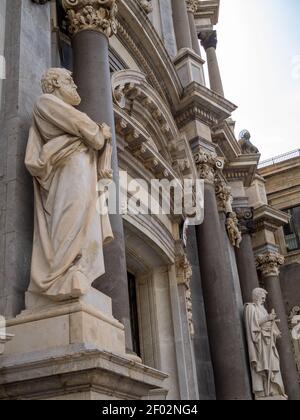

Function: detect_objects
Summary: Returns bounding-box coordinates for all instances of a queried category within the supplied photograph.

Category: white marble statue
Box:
[244,288,287,400]
[25,68,113,302]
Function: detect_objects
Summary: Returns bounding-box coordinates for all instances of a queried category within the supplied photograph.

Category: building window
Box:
[284,206,300,252]
[127,272,141,357]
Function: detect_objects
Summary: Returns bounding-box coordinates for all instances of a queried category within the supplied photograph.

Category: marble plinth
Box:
[5,289,125,356]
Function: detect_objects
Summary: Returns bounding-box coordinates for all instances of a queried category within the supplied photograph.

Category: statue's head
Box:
[252,288,268,305]
[41,68,81,106]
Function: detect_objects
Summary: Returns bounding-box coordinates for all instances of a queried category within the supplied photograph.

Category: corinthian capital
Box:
[234,207,254,234]
[199,30,218,50]
[62,0,118,38]
[194,151,224,184]
[256,252,285,278]
[186,0,199,14]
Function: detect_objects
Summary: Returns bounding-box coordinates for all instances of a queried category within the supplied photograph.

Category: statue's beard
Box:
[60,87,81,106]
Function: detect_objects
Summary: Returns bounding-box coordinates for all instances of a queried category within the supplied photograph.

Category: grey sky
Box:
[216,0,300,160]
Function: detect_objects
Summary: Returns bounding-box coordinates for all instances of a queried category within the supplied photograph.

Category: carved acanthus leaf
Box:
[255,252,285,278]
[62,0,118,38]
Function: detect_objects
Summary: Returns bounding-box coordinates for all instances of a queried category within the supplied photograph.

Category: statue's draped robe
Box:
[244,303,286,398]
[25,94,113,301]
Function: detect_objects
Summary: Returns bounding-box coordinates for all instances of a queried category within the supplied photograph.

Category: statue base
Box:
[0,289,168,400]
[256,396,288,401]
[5,289,126,356]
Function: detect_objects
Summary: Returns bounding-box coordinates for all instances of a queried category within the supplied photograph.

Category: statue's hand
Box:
[101,123,112,141]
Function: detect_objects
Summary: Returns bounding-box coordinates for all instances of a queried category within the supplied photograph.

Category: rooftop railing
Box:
[258,149,300,169]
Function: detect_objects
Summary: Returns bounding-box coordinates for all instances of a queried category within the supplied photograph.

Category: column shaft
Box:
[263,275,300,400]
[196,183,252,400]
[235,234,260,304]
[187,12,200,55]
[72,30,133,351]
[206,47,224,96]
[171,0,193,50]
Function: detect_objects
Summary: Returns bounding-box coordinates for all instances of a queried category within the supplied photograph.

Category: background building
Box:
[0,0,299,400]
[259,150,300,377]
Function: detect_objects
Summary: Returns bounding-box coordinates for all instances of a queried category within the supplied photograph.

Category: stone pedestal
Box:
[174,48,205,88]
[0,344,168,400]
[0,289,167,400]
[256,396,288,401]
[5,289,126,357]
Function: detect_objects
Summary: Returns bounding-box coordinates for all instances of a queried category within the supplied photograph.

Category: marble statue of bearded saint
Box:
[25,68,114,301]
[244,288,287,400]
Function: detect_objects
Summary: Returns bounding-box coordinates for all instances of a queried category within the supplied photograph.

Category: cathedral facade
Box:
[0,0,299,400]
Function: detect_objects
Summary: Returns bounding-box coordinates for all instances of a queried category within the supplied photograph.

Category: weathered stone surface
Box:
[6,290,126,356]
[186,226,216,400]
[0,0,51,317]
[0,344,168,400]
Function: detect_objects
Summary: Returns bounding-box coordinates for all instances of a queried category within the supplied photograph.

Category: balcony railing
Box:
[259,149,300,169]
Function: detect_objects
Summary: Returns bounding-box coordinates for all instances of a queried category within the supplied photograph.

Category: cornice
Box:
[223,154,260,187]
[175,82,237,128]
[253,205,290,232]
[212,120,241,160]
[194,0,220,27]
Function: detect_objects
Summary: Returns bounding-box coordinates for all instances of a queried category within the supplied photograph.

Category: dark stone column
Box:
[193,151,252,400]
[199,30,224,96]
[63,0,133,352]
[234,208,259,304]
[171,0,193,51]
[257,253,300,400]
[186,226,216,400]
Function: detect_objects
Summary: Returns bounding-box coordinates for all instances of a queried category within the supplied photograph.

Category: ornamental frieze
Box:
[186,0,199,14]
[62,0,118,38]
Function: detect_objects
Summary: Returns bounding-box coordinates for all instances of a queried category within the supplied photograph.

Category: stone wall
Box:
[0,0,51,317]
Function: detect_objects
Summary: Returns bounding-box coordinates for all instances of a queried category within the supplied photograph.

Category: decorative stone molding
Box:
[215,175,232,212]
[199,30,218,50]
[138,0,153,14]
[255,252,285,278]
[226,212,242,249]
[194,150,224,184]
[175,248,194,339]
[234,207,255,235]
[62,0,118,38]
[176,254,193,287]
[186,0,199,14]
